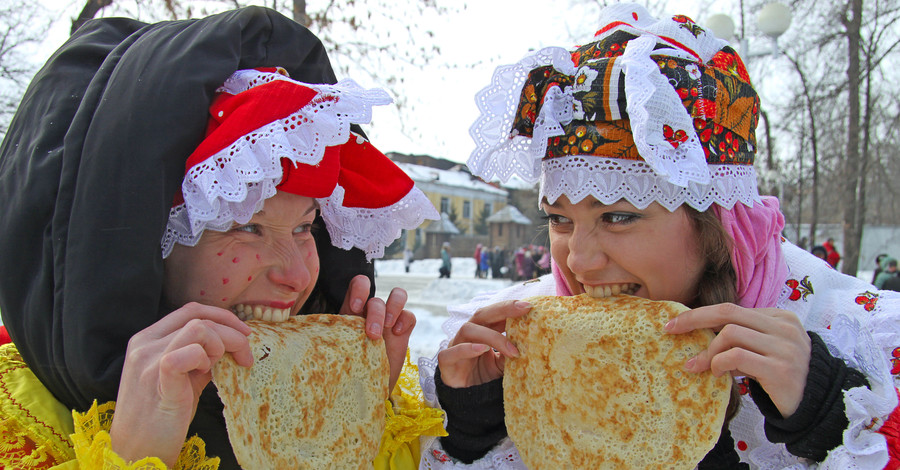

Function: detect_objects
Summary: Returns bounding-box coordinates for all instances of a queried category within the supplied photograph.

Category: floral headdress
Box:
[468,3,762,212]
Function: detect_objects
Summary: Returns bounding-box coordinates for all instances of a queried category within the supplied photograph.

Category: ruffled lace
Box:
[161,78,392,258]
[320,184,440,261]
[71,401,220,470]
[540,155,760,211]
[380,353,447,457]
[467,46,575,184]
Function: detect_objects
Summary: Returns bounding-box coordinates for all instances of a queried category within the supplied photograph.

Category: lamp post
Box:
[705,3,792,200]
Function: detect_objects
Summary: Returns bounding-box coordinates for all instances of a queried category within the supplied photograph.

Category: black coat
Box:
[0,8,372,468]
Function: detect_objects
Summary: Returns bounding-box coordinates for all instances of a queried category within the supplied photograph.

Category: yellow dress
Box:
[0,343,445,469]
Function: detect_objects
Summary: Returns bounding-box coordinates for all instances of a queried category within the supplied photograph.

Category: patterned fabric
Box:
[512,29,758,165]
[418,242,900,469]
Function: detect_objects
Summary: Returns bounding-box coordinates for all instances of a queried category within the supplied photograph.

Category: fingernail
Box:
[514,301,531,309]
[473,343,490,353]
[507,341,520,357]
[664,319,675,331]
[392,320,403,333]
[352,299,364,312]
[369,323,381,335]
[385,313,394,325]
[684,357,696,371]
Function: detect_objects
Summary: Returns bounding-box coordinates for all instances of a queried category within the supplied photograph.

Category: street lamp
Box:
[704,3,792,200]
[706,3,792,59]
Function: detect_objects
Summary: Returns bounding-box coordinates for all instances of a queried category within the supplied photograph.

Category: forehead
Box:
[247,192,318,222]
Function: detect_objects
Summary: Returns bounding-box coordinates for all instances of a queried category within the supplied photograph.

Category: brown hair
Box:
[685,206,742,422]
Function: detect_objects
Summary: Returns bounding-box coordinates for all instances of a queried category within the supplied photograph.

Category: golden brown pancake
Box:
[211,314,389,469]
[504,294,731,469]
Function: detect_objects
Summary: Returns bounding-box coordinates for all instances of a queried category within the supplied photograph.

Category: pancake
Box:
[503,294,731,469]
[211,314,389,469]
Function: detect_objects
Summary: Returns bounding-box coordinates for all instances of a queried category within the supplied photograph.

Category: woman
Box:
[0,9,443,469]
[418,4,900,468]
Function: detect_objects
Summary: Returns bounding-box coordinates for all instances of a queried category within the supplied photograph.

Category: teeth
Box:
[584,283,638,298]
[231,304,292,322]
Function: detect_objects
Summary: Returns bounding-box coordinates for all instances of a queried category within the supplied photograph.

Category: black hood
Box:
[0,7,372,468]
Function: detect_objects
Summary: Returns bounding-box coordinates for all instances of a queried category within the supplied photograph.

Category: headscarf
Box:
[0,8,439,467]
[467,3,788,307]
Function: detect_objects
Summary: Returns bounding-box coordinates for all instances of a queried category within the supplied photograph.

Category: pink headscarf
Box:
[712,196,789,309]
[551,196,788,308]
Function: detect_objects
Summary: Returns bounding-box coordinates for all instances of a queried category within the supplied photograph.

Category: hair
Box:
[684,206,742,423]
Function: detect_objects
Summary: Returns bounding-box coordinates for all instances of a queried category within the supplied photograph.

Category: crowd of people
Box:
[472,244,551,281]
[3,3,900,470]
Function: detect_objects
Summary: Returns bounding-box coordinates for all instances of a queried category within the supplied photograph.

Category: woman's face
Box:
[163,191,320,322]
[544,195,705,304]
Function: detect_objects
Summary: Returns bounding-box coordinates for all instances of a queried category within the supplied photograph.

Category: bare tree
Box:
[0,2,51,135]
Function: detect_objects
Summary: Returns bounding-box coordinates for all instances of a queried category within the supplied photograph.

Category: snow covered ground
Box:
[373,257,513,364]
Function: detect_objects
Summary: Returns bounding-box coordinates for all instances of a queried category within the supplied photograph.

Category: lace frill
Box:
[161,77,393,258]
[380,353,447,458]
[466,44,761,212]
[70,401,220,470]
[540,156,760,211]
[320,184,440,261]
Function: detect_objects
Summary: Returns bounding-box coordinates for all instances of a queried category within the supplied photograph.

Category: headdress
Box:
[163,68,438,260]
[467,3,762,212]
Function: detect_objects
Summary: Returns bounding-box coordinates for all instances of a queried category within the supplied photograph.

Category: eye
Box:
[232,224,261,235]
[293,223,319,235]
[542,214,572,232]
[601,212,640,225]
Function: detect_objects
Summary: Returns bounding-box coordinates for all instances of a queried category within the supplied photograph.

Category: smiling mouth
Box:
[231,304,292,322]
[583,283,639,298]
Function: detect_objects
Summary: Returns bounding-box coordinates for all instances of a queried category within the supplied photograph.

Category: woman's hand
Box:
[437,300,530,388]
[664,304,811,418]
[110,303,253,467]
[339,275,416,393]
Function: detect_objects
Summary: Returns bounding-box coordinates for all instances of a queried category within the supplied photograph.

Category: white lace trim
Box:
[161,77,394,258]
[467,46,575,184]
[318,184,439,261]
[620,35,711,187]
[540,155,760,211]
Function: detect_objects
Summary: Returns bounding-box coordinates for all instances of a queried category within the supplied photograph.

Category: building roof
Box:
[486,205,531,225]
[396,162,508,197]
[425,212,461,234]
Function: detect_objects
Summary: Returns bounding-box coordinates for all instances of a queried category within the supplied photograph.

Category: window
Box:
[484,203,492,216]
[499,224,503,236]
[463,200,472,219]
[440,197,449,214]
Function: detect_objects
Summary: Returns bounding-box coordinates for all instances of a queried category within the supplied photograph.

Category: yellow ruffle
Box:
[0,343,75,469]
[70,401,220,470]
[374,353,447,469]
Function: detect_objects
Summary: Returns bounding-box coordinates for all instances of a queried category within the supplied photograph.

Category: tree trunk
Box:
[840,0,863,276]
[71,0,113,35]
[293,0,312,27]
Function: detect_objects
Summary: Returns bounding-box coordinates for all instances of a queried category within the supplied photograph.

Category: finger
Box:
[451,321,519,357]
[468,300,532,330]
[339,275,372,316]
[383,288,408,328]
[665,304,783,335]
[391,309,416,335]
[439,342,492,366]
[141,303,252,340]
[363,297,386,340]
[383,315,414,394]
[163,319,253,368]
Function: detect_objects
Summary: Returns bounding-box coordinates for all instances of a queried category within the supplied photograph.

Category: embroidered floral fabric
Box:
[418,242,900,469]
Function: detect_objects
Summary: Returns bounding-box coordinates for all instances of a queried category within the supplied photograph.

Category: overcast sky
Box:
[30,0,737,164]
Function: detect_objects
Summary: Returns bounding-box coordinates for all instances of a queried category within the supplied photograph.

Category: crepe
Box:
[211,314,389,469]
[504,294,731,469]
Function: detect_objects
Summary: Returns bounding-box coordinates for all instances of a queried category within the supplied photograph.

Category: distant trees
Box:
[0,2,50,135]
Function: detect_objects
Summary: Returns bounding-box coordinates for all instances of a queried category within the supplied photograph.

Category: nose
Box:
[566,225,608,277]
[266,237,315,293]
